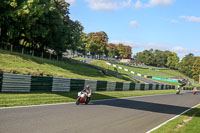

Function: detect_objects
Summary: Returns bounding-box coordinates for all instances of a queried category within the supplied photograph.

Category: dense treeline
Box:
[106,43,132,59]
[134,49,179,69]
[0,0,132,59]
[179,53,200,81]
[134,49,200,81]
[0,0,83,58]
[79,32,132,58]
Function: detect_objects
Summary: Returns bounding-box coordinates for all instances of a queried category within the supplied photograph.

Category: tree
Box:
[0,0,84,58]
[192,57,200,81]
[154,50,168,67]
[166,52,179,69]
[124,46,132,59]
[134,49,154,65]
[80,33,89,56]
[179,53,196,78]
[117,43,125,58]
[87,31,108,57]
[106,43,118,58]
[65,20,84,54]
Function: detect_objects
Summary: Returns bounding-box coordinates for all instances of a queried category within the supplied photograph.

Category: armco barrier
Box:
[115,82,123,91]
[149,84,153,90]
[70,79,85,91]
[0,73,178,92]
[140,84,145,90]
[52,77,70,92]
[85,79,97,91]
[96,81,107,91]
[31,76,53,92]
[123,82,131,91]
[129,82,136,90]
[2,73,31,92]
[107,82,116,91]
[0,73,3,92]
[135,83,141,90]
[183,87,193,90]
[152,84,156,90]
[156,84,160,90]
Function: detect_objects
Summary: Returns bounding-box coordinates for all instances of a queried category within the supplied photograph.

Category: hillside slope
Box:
[0,50,132,82]
[90,60,194,86]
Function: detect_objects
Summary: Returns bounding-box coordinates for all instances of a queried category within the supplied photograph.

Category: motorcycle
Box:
[76,91,91,105]
[176,89,180,94]
[193,89,197,95]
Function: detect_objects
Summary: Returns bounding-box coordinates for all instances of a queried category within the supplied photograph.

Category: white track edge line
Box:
[146,103,200,133]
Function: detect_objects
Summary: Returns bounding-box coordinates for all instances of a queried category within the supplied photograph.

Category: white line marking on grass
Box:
[0,92,189,110]
[146,103,200,133]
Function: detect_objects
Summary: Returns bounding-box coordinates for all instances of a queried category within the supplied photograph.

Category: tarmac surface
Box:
[0,92,200,133]
[128,74,166,84]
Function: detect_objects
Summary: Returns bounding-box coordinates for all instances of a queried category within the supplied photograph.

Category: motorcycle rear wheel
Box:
[85,97,90,104]
[176,91,180,94]
[85,100,89,104]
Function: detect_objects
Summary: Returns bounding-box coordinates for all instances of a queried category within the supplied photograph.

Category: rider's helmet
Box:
[86,85,90,89]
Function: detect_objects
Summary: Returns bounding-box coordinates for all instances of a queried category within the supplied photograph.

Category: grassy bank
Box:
[115,63,186,79]
[0,50,128,82]
[0,90,176,107]
[72,57,87,61]
[152,104,200,133]
[90,60,137,82]
[90,60,184,86]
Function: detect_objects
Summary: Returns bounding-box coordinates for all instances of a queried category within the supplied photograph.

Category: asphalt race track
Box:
[0,92,200,133]
[127,74,165,84]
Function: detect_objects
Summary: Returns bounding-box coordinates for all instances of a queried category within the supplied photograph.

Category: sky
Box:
[65,0,200,59]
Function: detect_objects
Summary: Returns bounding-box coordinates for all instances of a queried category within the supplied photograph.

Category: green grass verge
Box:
[90,60,184,86]
[0,90,176,107]
[116,63,186,79]
[72,57,87,61]
[90,60,138,82]
[107,62,198,87]
[0,50,127,81]
[152,105,200,133]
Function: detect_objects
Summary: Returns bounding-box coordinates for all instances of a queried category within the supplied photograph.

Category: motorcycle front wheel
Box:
[76,98,80,105]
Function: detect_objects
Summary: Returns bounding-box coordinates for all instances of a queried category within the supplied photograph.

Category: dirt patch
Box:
[174,117,193,131]
[174,109,200,131]
[183,116,192,123]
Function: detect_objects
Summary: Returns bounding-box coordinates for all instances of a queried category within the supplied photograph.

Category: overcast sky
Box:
[66,0,200,59]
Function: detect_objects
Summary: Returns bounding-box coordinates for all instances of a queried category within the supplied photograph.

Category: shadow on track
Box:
[89,92,200,116]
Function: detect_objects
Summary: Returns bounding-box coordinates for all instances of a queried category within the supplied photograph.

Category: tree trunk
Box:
[32,50,34,56]
[22,47,24,54]
[11,45,13,52]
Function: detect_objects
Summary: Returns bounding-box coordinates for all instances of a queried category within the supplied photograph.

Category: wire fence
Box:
[0,44,63,61]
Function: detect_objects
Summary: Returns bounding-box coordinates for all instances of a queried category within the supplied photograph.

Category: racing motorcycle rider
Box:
[82,85,92,102]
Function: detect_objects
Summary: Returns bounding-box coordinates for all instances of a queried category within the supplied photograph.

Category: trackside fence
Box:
[0,73,186,92]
